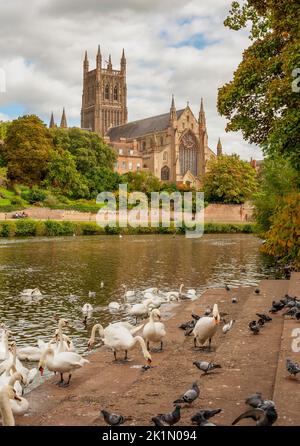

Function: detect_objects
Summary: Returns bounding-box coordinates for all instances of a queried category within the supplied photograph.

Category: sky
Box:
[0,0,262,160]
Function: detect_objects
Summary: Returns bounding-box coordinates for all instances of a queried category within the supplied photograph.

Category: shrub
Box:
[0,221,16,237]
[15,219,37,236]
[21,187,47,204]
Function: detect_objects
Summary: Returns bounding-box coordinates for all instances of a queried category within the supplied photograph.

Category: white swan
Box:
[0,327,10,361]
[88,291,96,298]
[1,342,37,387]
[21,288,42,297]
[38,347,89,387]
[143,309,166,351]
[223,319,235,334]
[7,373,29,416]
[143,295,170,309]
[0,349,24,396]
[192,303,220,350]
[187,289,197,296]
[0,382,19,426]
[161,284,184,302]
[88,323,151,362]
[126,301,153,322]
[82,303,93,314]
[108,302,121,310]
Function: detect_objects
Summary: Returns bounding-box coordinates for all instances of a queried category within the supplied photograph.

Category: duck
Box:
[143,309,166,351]
[38,347,89,387]
[192,303,220,350]
[88,323,151,363]
[82,303,93,314]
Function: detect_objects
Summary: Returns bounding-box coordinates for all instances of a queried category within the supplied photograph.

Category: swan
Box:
[161,284,184,302]
[82,303,93,314]
[108,302,121,311]
[126,301,153,323]
[88,323,151,362]
[87,322,143,348]
[192,303,220,350]
[38,347,89,387]
[187,289,197,296]
[0,327,10,361]
[0,348,24,396]
[142,287,158,295]
[88,291,96,298]
[143,309,166,351]
[20,288,42,297]
[0,382,20,426]
[122,285,136,302]
[7,373,28,416]
[0,342,37,386]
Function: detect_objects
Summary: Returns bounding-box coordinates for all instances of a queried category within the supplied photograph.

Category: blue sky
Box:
[0,0,262,160]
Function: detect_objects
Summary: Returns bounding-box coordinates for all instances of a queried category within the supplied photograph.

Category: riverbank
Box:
[0,219,255,237]
[16,272,300,426]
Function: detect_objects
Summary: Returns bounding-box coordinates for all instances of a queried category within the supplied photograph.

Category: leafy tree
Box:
[0,115,53,184]
[253,156,300,231]
[87,167,121,197]
[218,0,300,169]
[50,127,117,175]
[44,149,89,199]
[122,171,162,195]
[0,121,11,140]
[203,154,257,204]
[261,193,300,268]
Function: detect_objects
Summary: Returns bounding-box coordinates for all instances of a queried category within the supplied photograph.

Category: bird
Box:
[254,288,260,294]
[225,285,230,291]
[222,319,235,334]
[191,408,221,426]
[82,303,93,314]
[0,383,21,426]
[269,300,285,313]
[245,392,263,408]
[286,358,300,377]
[153,405,181,426]
[173,382,200,405]
[101,409,126,426]
[193,361,221,375]
[88,291,96,298]
[143,309,166,351]
[256,313,272,322]
[100,282,104,288]
[232,400,277,426]
[249,320,260,334]
[257,318,265,327]
[232,297,238,304]
[179,320,196,331]
[193,303,220,350]
[283,307,299,317]
[108,302,121,310]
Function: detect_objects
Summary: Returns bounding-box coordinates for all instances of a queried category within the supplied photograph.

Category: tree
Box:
[253,156,299,231]
[50,127,117,176]
[218,0,300,169]
[0,115,53,184]
[0,121,11,140]
[87,167,121,197]
[203,154,257,204]
[122,171,162,195]
[44,149,89,199]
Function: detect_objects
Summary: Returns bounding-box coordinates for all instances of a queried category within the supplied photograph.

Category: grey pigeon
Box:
[155,405,181,426]
[191,409,221,426]
[232,401,277,426]
[101,409,126,426]
[232,297,238,304]
[286,358,300,377]
[173,382,200,404]
[249,320,260,334]
[256,313,272,322]
[245,392,263,408]
[225,285,230,291]
[193,361,222,374]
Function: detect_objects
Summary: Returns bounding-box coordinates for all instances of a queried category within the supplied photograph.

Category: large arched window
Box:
[114,86,118,101]
[105,84,109,100]
[161,165,170,181]
[179,131,198,176]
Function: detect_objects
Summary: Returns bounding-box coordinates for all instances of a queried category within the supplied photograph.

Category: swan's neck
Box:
[179,283,184,295]
[58,321,65,351]
[90,324,104,344]
[8,372,21,387]
[0,388,15,426]
[133,336,150,359]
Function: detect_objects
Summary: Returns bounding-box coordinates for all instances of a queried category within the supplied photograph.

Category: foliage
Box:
[253,156,300,231]
[0,121,11,140]
[122,171,162,195]
[218,0,300,169]
[15,219,37,236]
[1,115,54,184]
[21,186,47,204]
[261,193,300,267]
[87,167,121,197]
[203,154,257,204]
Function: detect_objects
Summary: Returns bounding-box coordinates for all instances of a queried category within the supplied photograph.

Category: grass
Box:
[0,220,256,238]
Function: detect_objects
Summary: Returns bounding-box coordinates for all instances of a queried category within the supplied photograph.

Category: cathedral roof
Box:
[106,109,185,140]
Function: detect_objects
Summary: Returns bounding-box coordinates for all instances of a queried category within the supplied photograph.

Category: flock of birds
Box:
[0,283,299,426]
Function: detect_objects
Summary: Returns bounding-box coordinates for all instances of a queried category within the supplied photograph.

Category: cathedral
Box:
[51,47,222,188]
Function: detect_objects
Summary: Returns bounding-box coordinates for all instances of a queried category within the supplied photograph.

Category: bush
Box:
[10,196,24,206]
[15,219,37,236]
[0,221,16,237]
[21,187,47,204]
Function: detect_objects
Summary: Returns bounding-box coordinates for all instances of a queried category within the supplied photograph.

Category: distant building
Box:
[250,158,263,172]
[49,109,68,129]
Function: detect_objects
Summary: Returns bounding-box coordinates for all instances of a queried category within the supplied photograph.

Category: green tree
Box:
[87,167,121,197]
[122,171,162,195]
[44,149,89,199]
[0,121,11,140]
[0,115,53,184]
[253,156,300,231]
[218,0,300,168]
[203,154,257,204]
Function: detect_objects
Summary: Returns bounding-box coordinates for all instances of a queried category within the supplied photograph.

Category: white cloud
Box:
[0,0,262,160]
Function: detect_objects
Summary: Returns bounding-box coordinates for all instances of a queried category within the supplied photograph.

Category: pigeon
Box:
[101,409,126,426]
[249,320,260,334]
[256,313,272,322]
[191,408,221,426]
[269,300,285,313]
[193,361,222,374]
[257,318,265,327]
[245,392,263,408]
[232,402,277,426]
[283,307,299,317]
[204,307,212,316]
[225,285,230,291]
[179,320,196,331]
[223,319,234,334]
[173,382,200,404]
[154,405,181,426]
[255,288,260,294]
[232,297,238,304]
[191,313,201,320]
[286,358,300,377]
[295,312,300,320]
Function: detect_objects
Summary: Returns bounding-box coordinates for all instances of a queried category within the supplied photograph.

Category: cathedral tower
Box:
[81,47,128,136]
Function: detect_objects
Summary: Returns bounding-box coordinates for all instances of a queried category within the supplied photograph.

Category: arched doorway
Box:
[179,131,198,176]
[161,165,170,181]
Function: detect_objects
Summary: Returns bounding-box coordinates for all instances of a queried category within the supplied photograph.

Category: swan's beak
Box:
[14,394,22,402]
[39,366,44,376]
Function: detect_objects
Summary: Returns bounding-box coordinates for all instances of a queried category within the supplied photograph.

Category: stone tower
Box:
[217,137,223,156]
[198,97,208,177]
[81,46,128,136]
[60,108,68,128]
[49,112,55,128]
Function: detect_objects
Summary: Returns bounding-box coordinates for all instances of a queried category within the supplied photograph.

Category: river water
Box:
[0,234,276,358]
